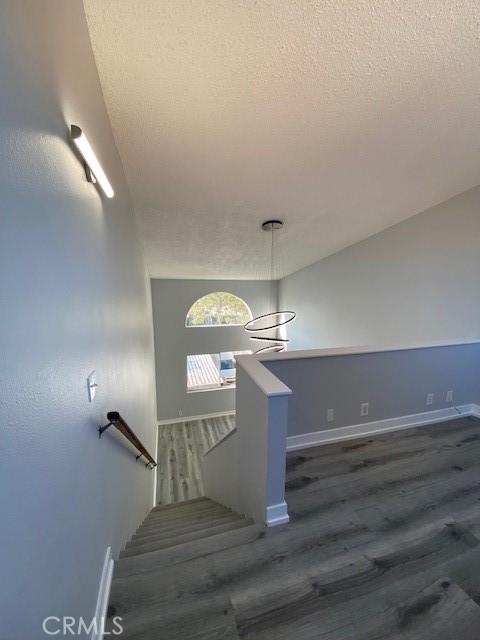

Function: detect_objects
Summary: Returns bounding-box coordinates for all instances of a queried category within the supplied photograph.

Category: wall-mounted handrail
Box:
[99,411,157,469]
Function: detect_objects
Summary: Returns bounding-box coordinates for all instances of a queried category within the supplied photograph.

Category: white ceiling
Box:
[84,0,480,280]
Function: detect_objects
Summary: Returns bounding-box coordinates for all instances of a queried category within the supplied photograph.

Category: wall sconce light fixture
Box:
[70,124,114,198]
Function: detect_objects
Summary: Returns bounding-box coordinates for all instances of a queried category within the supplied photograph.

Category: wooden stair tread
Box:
[121,517,254,557]
[130,512,244,544]
[139,505,231,531]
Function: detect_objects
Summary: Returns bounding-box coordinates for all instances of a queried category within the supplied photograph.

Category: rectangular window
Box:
[186,351,251,392]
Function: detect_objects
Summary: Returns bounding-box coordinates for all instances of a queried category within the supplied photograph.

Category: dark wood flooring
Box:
[111,415,480,639]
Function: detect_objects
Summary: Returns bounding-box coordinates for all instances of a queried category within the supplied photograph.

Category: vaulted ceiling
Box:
[84,0,480,279]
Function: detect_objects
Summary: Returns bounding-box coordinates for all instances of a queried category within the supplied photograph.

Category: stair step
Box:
[144,499,224,521]
[121,517,254,558]
[150,496,215,514]
[109,523,480,639]
[153,496,209,512]
[111,510,480,631]
[140,506,226,528]
[138,505,230,532]
[115,521,263,578]
[108,421,480,638]
[130,513,243,544]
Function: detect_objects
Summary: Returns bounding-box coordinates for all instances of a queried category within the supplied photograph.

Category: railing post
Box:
[263,392,289,526]
[235,361,291,526]
[202,356,291,526]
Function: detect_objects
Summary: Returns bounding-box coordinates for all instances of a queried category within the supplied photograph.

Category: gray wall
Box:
[203,360,290,526]
[0,3,156,638]
[151,279,276,420]
[265,343,480,437]
[280,186,480,350]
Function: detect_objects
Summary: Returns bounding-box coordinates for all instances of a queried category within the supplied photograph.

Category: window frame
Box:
[185,291,253,328]
[186,350,251,393]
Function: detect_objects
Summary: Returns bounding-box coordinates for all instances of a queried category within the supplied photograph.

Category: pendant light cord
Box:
[244,220,296,354]
[270,227,274,281]
[270,227,275,311]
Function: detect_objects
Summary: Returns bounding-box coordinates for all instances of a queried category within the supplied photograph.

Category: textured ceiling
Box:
[84,0,480,279]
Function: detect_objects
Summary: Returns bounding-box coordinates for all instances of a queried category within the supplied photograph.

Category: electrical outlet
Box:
[360,402,369,417]
[327,408,335,423]
[446,390,453,403]
[426,393,434,406]
[178,409,183,417]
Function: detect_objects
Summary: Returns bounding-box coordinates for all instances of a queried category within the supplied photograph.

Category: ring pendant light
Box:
[244,220,296,354]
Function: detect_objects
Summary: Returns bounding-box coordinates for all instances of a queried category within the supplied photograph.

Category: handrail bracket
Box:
[98,422,113,438]
[98,411,157,469]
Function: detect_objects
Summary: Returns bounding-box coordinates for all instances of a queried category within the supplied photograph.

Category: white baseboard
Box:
[266,501,290,527]
[158,410,235,426]
[287,404,480,451]
[91,546,114,640]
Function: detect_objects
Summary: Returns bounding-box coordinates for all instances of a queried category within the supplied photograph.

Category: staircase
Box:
[105,418,480,639]
[105,497,259,638]
[120,497,254,559]
[106,506,480,640]
[107,509,480,640]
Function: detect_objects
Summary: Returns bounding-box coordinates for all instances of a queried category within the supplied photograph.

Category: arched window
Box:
[185,292,252,327]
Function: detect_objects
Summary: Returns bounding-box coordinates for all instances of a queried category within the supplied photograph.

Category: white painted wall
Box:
[280,186,480,350]
[203,356,290,526]
[151,279,277,420]
[0,2,156,638]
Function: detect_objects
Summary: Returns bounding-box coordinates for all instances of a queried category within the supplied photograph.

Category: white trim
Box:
[259,337,480,363]
[266,501,290,527]
[287,404,480,451]
[204,426,237,455]
[153,418,159,507]
[185,323,248,328]
[187,384,236,394]
[91,546,114,640]
[235,355,292,397]
[158,410,235,426]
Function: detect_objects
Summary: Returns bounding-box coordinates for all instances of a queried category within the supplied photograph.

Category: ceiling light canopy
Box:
[70,124,114,198]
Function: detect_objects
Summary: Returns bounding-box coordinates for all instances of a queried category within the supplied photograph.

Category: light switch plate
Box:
[87,370,97,402]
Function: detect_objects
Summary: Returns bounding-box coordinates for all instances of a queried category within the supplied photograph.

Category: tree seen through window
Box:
[185,292,252,327]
